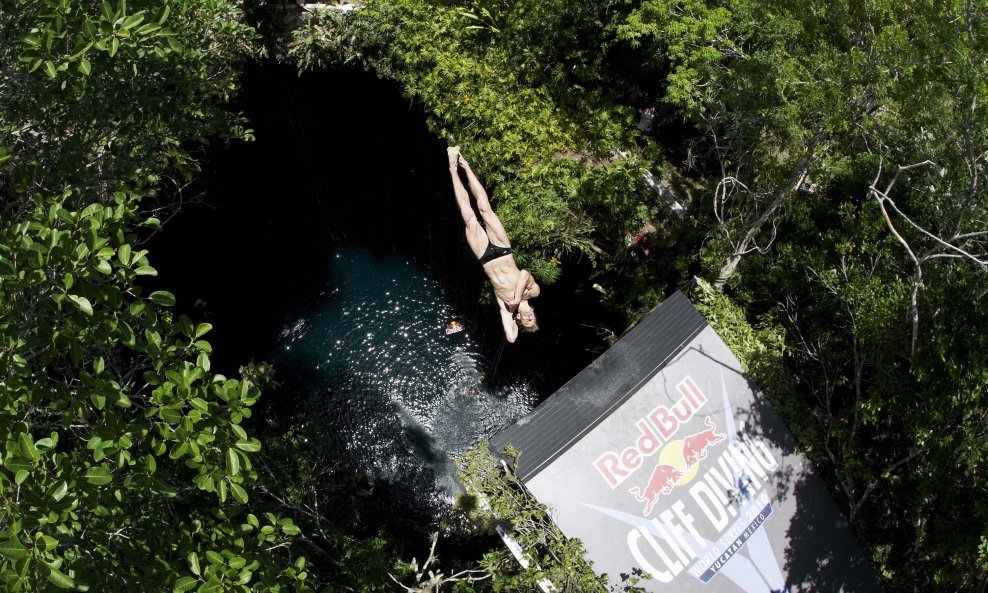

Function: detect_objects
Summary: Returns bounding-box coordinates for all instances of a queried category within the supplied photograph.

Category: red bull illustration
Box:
[682,417,726,467]
[629,464,686,516]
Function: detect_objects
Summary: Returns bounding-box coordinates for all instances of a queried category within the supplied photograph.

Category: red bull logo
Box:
[593,376,708,489]
[629,464,686,516]
[682,417,726,467]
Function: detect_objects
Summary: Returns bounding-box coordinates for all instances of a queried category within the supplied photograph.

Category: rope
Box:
[276,68,339,241]
[489,335,506,385]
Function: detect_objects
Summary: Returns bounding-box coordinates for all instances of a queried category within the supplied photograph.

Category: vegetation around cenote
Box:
[1,0,986,592]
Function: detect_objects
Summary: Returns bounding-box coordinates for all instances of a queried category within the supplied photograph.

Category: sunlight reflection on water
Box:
[273,245,537,496]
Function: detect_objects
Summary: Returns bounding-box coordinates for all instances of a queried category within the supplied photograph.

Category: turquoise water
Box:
[272,245,538,494]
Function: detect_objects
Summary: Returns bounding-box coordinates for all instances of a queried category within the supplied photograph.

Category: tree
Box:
[0,1,311,591]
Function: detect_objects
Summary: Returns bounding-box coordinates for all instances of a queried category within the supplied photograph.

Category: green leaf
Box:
[44,60,57,78]
[134,265,157,276]
[234,440,260,453]
[204,550,223,565]
[68,294,94,316]
[50,480,69,502]
[225,448,239,477]
[160,405,183,424]
[149,290,176,307]
[79,59,92,76]
[168,440,189,459]
[188,551,201,576]
[4,456,33,473]
[121,13,145,31]
[0,537,29,560]
[280,523,300,536]
[173,576,197,593]
[118,244,131,265]
[45,565,76,589]
[14,469,29,485]
[229,482,248,504]
[83,466,112,485]
[141,217,162,230]
[18,432,37,461]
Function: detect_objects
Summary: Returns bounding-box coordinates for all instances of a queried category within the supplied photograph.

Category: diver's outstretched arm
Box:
[497,295,519,343]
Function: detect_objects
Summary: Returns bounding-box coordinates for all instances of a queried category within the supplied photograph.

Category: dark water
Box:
[274,244,538,494]
[145,63,611,519]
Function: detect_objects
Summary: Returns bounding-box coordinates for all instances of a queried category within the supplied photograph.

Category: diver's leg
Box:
[459,155,511,247]
[448,147,489,259]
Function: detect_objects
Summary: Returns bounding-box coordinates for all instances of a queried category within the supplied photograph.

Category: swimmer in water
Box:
[448,146,540,343]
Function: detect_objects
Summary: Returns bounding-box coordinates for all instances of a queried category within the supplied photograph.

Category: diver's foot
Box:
[447,146,460,169]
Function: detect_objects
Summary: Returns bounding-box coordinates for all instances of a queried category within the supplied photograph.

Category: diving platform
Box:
[491,291,879,593]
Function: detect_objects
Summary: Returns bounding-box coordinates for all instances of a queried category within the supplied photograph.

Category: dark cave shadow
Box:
[147,60,608,392]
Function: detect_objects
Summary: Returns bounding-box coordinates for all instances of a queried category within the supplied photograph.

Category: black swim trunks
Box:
[478,241,512,265]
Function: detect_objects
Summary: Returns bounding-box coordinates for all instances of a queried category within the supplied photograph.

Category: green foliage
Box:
[286,1,988,591]
[289,0,659,283]
[0,1,309,592]
[457,443,607,592]
[692,278,787,400]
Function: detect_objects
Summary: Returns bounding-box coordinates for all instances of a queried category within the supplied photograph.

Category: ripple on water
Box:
[272,245,538,496]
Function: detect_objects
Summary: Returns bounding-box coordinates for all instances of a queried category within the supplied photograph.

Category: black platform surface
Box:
[491,291,706,481]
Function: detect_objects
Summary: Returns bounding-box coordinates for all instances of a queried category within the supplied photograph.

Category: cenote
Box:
[147,62,611,532]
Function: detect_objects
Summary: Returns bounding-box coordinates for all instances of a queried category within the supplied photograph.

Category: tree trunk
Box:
[714,133,824,289]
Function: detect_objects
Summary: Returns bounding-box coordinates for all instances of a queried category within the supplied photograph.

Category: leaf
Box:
[44,60,57,78]
[280,523,300,536]
[149,290,176,307]
[45,565,76,589]
[234,440,260,453]
[68,295,94,316]
[79,59,92,76]
[121,13,145,31]
[50,480,69,502]
[117,244,131,265]
[83,466,112,485]
[204,550,223,565]
[134,265,157,276]
[173,576,197,593]
[225,448,239,477]
[141,217,162,230]
[229,482,248,504]
[0,537,29,560]
[188,551,201,576]
[4,456,32,474]
[160,405,183,424]
[14,469,29,485]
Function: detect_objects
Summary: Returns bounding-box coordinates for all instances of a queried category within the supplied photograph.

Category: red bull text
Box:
[594,376,708,489]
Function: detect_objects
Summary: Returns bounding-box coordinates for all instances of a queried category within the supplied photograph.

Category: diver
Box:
[447,146,540,343]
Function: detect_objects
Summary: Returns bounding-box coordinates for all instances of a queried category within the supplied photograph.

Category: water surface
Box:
[274,245,538,494]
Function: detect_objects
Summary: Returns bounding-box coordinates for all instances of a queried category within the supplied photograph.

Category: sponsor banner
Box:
[522,327,878,593]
